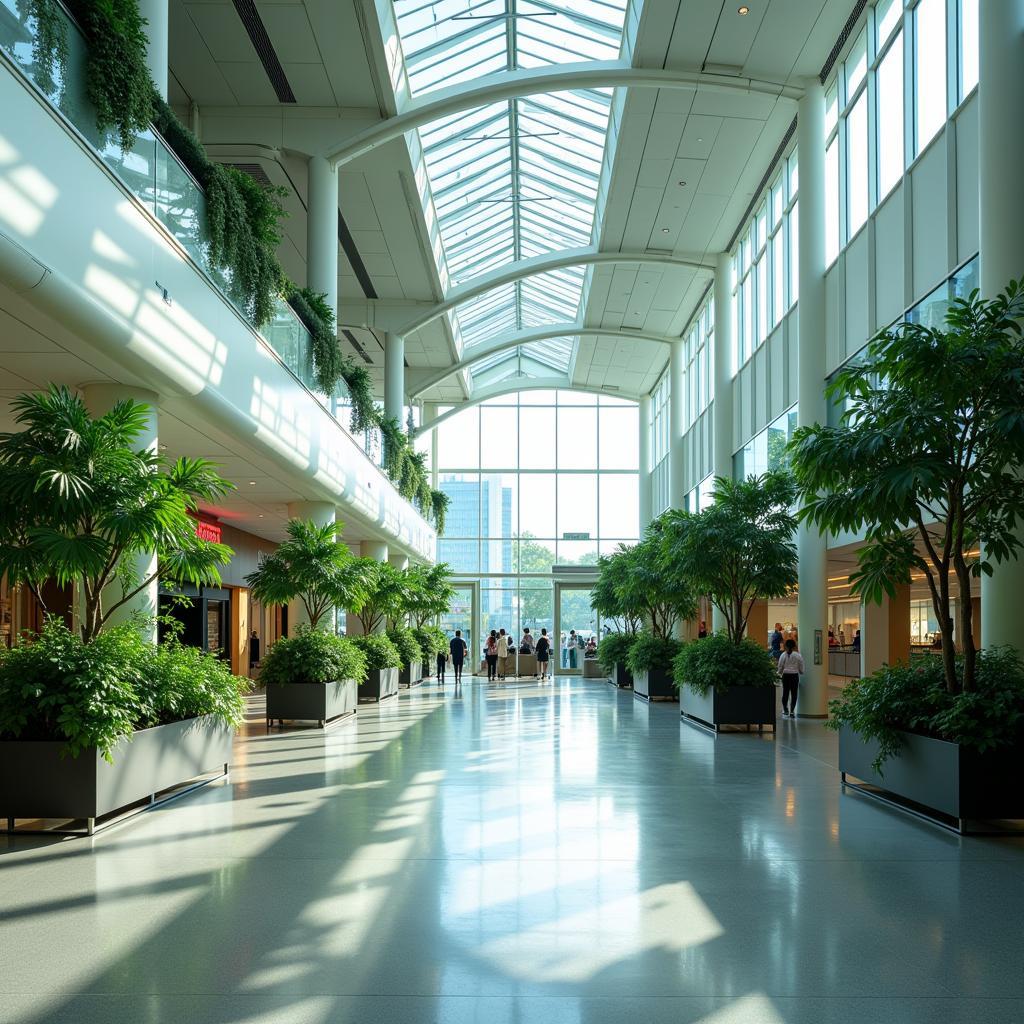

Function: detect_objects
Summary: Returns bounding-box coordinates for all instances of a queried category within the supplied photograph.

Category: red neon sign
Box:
[194,517,222,544]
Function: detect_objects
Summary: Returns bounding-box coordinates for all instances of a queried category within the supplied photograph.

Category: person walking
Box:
[449,630,467,685]
[536,627,551,681]
[568,629,578,669]
[777,638,805,719]
[496,628,510,680]
[560,631,568,668]
[769,622,784,664]
[485,630,499,681]
[436,641,448,685]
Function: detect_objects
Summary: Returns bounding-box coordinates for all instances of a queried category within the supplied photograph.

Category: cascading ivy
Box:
[430,491,450,535]
[19,0,68,94]
[286,287,343,396]
[340,361,377,435]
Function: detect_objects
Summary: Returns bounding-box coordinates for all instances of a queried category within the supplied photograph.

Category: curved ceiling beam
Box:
[408,324,677,398]
[416,378,637,437]
[398,247,714,338]
[327,61,802,168]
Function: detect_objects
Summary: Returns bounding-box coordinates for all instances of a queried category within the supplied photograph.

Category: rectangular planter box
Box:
[839,726,1024,829]
[582,658,605,678]
[1,715,232,833]
[612,662,633,688]
[360,667,399,702]
[266,679,357,729]
[399,661,423,688]
[632,666,676,701]
[681,684,776,732]
[518,653,538,677]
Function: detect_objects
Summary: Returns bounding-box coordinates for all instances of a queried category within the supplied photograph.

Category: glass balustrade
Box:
[0,0,384,470]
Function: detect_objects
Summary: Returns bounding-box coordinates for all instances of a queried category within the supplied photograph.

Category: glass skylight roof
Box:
[393,0,628,385]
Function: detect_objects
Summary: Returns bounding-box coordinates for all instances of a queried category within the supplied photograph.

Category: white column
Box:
[384,333,405,425]
[423,403,439,489]
[363,540,389,562]
[286,500,336,634]
[668,340,685,509]
[639,393,653,530]
[389,553,409,570]
[712,252,734,483]
[138,0,169,100]
[979,1,1024,652]
[307,156,339,320]
[860,597,889,679]
[796,77,829,717]
[82,384,160,642]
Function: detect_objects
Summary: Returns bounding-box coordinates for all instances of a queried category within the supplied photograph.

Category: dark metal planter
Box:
[360,667,400,702]
[681,684,776,733]
[1,715,232,836]
[632,666,677,701]
[399,660,423,688]
[839,726,1024,834]
[265,679,358,730]
[611,662,633,689]
[582,658,605,678]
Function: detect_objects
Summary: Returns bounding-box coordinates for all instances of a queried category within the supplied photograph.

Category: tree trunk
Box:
[936,569,958,694]
[953,554,976,692]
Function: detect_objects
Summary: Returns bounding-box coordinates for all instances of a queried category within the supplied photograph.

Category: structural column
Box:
[668,340,685,510]
[795,77,829,717]
[384,333,405,425]
[639,393,653,530]
[286,500,336,635]
[363,540,389,562]
[138,0,169,100]
[82,384,160,642]
[979,0,1024,653]
[389,552,409,571]
[307,156,339,321]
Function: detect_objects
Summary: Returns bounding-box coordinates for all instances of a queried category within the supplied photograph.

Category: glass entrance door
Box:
[440,584,475,660]
[555,584,600,673]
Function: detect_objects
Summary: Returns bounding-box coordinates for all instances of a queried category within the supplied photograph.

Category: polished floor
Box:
[2,675,1023,1023]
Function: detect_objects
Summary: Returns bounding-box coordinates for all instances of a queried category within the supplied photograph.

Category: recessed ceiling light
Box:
[258,513,264,518]
[661,227,670,233]
[738,5,749,13]
[678,180,687,186]
[697,137,704,142]
[249,480,256,485]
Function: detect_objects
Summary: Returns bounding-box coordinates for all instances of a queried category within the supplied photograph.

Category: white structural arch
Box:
[407,324,677,398]
[327,62,802,168]
[398,247,715,338]
[415,378,633,436]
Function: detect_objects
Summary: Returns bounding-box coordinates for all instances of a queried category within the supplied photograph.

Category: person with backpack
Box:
[436,640,448,684]
[777,637,805,718]
[535,628,551,681]
[485,630,499,681]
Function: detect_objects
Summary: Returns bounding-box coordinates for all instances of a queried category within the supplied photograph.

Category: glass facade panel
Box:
[914,0,947,153]
[876,32,905,201]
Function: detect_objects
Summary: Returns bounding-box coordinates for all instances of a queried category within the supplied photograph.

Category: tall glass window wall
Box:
[435,392,640,641]
[650,373,670,516]
[732,152,799,371]
[733,407,799,480]
[825,0,979,267]
[682,295,714,430]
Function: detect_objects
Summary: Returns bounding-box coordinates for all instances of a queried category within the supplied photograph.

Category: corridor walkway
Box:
[1,677,1022,1023]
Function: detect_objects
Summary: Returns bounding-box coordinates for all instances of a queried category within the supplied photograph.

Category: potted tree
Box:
[790,282,1024,827]
[259,628,367,730]
[594,544,643,687]
[405,563,455,674]
[389,625,425,688]
[618,532,696,700]
[352,633,402,702]
[0,386,244,834]
[663,473,796,731]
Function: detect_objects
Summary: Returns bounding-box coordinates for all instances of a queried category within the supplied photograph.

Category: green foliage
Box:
[659,473,797,645]
[430,490,450,535]
[626,630,682,676]
[351,632,402,671]
[387,625,423,667]
[20,0,68,94]
[592,545,644,635]
[343,558,406,635]
[413,625,447,659]
[287,287,343,396]
[246,518,365,631]
[404,562,455,627]
[827,648,1024,773]
[259,626,367,686]
[614,535,697,638]
[674,633,777,697]
[596,631,636,673]
[340,361,377,435]
[66,0,153,153]
[0,386,234,643]
[790,281,1024,695]
[0,618,246,762]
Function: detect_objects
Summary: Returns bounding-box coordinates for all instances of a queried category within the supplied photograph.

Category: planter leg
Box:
[86,817,95,836]
[6,817,13,833]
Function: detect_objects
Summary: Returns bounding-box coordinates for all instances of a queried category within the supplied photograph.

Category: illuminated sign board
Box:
[194,517,222,544]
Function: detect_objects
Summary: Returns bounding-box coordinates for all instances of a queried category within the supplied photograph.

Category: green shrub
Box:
[388,626,424,667]
[413,626,447,660]
[597,631,636,673]
[259,627,366,687]
[626,630,682,676]
[351,632,402,671]
[0,618,247,762]
[673,633,777,697]
[827,648,1024,773]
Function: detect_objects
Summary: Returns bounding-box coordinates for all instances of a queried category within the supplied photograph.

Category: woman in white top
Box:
[496,630,509,680]
[777,638,805,718]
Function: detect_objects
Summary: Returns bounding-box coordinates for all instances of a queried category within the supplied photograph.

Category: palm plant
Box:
[246,518,365,632]
[593,545,644,635]
[404,562,455,628]
[345,558,407,635]
[615,533,696,638]
[0,386,233,643]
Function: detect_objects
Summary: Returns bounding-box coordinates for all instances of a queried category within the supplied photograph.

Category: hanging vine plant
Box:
[286,287,344,395]
[19,0,68,95]
[340,360,377,434]
[66,0,154,153]
[430,490,450,535]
